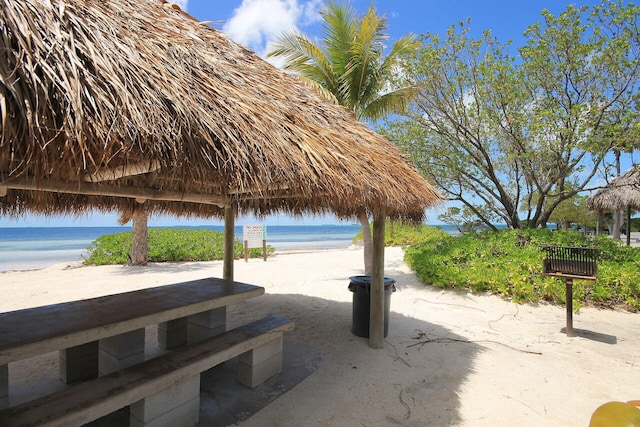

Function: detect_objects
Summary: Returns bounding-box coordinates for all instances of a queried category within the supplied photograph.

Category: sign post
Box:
[243,225,267,262]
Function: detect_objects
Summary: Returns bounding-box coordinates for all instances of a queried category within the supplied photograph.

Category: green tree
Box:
[386,1,640,230]
[522,1,640,234]
[268,1,419,274]
[547,195,597,230]
[438,205,498,233]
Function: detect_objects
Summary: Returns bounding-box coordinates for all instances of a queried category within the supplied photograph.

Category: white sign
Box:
[243,224,267,248]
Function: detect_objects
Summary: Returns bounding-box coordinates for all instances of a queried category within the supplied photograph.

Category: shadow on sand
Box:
[16,267,479,427]
[211,293,479,426]
[561,327,618,345]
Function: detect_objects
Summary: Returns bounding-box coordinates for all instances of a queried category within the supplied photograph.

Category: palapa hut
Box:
[587,166,640,246]
[0,0,441,348]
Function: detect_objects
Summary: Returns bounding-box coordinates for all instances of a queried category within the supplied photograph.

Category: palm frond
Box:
[322,1,357,78]
[379,35,421,77]
[357,35,421,120]
[267,32,339,95]
[362,85,417,122]
[349,7,385,110]
[259,0,437,213]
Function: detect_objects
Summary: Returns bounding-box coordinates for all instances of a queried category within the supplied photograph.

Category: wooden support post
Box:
[369,211,386,349]
[565,278,574,337]
[263,239,267,261]
[626,206,631,247]
[223,205,235,281]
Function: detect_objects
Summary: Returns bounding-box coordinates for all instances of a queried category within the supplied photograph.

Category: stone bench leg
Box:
[238,333,284,389]
[130,374,200,427]
[0,364,7,409]
[187,307,226,344]
[59,341,99,383]
[158,307,227,350]
[99,328,145,376]
[158,318,188,350]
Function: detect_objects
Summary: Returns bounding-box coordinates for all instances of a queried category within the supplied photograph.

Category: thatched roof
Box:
[0,0,441,222]
[587,166,640,211]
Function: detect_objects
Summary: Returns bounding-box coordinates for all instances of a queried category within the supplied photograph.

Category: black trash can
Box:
[348,275,396,338]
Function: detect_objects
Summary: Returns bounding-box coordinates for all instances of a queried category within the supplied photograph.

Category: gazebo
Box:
[587,166,640,246]
[0,0,441,348]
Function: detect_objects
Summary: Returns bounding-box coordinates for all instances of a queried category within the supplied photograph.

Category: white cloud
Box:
[223,0,322,58]
[301,0,323,26]
[171,0,189,11]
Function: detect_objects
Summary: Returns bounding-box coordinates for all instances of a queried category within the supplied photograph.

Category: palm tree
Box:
[268,1,419,274]
[119,203,148,265]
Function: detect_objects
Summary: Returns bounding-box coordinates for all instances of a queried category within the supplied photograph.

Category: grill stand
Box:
[565,278,574,337]
[541,246,600,338]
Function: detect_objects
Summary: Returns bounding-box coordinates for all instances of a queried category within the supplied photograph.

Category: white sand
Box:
[1,247,639,426]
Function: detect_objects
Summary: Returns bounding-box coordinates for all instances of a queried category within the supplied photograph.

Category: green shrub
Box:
[84,228,274,265]
[404,229,640,311]
[352,221,450,246]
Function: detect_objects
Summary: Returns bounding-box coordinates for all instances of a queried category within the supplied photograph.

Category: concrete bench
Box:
[0,277,265,405]
[0,315,293,427]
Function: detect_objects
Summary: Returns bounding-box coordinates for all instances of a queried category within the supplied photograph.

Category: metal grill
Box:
[540,245,600,337]
[541,246,600,279]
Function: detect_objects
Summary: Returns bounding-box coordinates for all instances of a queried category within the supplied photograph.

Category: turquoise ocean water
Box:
[0,225,360,272]
[0,224,456,272]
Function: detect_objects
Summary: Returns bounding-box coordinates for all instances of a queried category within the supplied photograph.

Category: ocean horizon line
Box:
[0,225,363,229]
[0,224,458,272]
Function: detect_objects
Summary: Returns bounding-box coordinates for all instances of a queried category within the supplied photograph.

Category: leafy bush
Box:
[84,228,274,265]
[404,229,640,311]
[352,221,450,246]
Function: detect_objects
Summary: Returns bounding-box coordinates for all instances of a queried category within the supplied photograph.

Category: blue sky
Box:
[183,1,601,54]
[184,0,603,57]
[0,0,604,228]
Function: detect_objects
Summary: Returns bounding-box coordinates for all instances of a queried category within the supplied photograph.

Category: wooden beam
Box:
[223,205,235,281]
[239,190,329,202]
[369,210,386,349]
[83,161,161,183]
[227,183,290,195]
[0,177,228,207]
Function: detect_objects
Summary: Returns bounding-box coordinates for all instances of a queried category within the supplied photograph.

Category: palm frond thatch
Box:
[0,0,441,222]
[587,166,640,211]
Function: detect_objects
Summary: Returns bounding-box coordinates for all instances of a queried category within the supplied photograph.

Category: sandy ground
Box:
[1,246,639,426]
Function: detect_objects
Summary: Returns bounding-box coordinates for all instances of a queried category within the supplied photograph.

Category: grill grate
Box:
[541,246,600,279]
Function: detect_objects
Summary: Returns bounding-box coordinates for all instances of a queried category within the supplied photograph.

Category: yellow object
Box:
[589,401,640,427]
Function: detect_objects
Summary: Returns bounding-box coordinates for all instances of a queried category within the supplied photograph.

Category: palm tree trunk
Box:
[130,205,148,265]
[358,211,372,275]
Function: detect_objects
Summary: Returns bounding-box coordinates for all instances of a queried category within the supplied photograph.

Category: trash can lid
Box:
[349,275,396,286]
